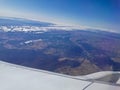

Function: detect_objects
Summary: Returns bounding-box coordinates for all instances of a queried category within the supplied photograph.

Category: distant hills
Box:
[0,17,53,26]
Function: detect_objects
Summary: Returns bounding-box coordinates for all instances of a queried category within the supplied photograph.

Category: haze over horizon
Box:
[0,0,119,32]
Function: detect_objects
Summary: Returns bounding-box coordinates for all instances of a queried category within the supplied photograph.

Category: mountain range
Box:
[0,17,120,75]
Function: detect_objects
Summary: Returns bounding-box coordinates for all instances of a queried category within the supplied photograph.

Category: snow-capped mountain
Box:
[0,17,54,32]
[0,17,86,32]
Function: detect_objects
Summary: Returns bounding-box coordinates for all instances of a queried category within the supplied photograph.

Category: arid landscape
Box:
[0,19,120,75]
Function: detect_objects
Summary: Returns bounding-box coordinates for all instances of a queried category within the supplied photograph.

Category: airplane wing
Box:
[0,61,120,90]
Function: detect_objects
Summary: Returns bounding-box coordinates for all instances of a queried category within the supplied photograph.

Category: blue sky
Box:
[0,0,119,32]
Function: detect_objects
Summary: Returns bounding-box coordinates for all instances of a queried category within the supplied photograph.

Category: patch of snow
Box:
[24,40,33,44]
[0,25,85,32]
[0,26,11,32]
[24,39,42,44]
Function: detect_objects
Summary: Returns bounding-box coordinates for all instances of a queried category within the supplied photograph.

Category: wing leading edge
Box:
[0,61,119,90]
